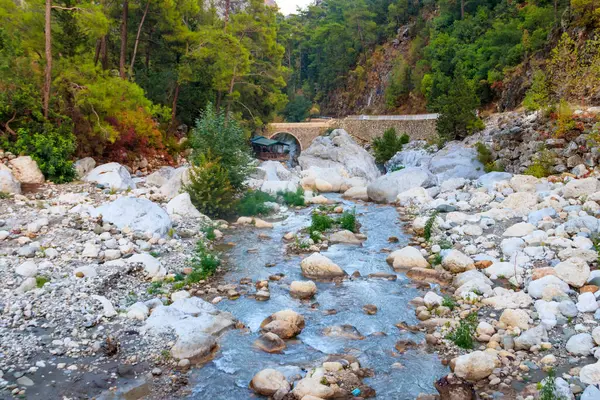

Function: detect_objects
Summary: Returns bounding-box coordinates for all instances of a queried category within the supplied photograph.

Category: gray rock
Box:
[74,157,96,179]
[84,163,135,191]
[9,156,45,184]
[93,197,172,236]
[146,166,175,187]
[429,144,484,182]
[0,170,21,194]
[367,167,435,203]
[514,325,547,350]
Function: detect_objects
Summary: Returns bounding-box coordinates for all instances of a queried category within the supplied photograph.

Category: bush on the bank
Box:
[278,187,305,206]
[7,125,76,183]
[310,212,334,233]
[185,152,236,218]
[372,127,410,165]
[238,190,276,216]
[187,240,220,282]
[445,312,477,349]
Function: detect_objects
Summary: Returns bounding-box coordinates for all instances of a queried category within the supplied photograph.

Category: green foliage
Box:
[475,142,503,173]
[190,104,252,191]
[424,211,439,241]
[554,100,576,138]
[0,192,9,199]
[524,149,554,178]
[36,275,50,288]
[523,70,550,111]
[283,95,312,122]
[338,209,357,233]
[277,187,305,207]
[537,369,563,400]
[187,241,220,283]
[445,312,478,349]
[441,295,457,310]
[184,152,236,219]
[201,225,217,241]
[390,165,405,172]
[435,75,483,143]
[9,126,76,183]
[238,190,276,216]
[310,212,334,233]
[372,128,409,165]
[385,57,413,108]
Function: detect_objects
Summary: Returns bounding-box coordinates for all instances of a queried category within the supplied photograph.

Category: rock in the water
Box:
[342,186,369,201]
[329,230,362,245]
[292,377,335,399]
[74,157,96,179]
[300,253,346,280]
[0,170,21,194]
[94,197,172,236]
[298,129,380,182]
[250,369,290,396]
[254,333,286,353]
[453,351,498,381]
[290,281,317,299]
[388,246,430,270]
[367,167,435,203]
[323,324,364,340]
[9,156,45,184]
[84,162,135,191]
[260,310,305,339]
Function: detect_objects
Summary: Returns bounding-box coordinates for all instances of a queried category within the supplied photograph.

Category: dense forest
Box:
[1,0,600,182]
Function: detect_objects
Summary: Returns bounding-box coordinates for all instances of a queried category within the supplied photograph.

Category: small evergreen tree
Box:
[190,103,252,191]
[523,70,550,111]
[435,75,483,143]
[283,95,312,122]
[372,128,410,165]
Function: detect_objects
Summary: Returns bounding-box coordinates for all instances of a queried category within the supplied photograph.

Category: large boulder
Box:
[563,177,600,199]
[290,281,317,299]
[453,351,498,381]
[367,167,435,203]
[442,250,474,273]
[298,129,380,182]
[300,166,347,192]
[476,171,512,189]
[142,297,235,360]
[166,192,207,220]
[159,167,190,199]
[342,186,368,201]
[146,166,175,187]
[300,253,346,280]
[9,156,45,184]
[429,144,484,182]
[257,161,293,181]
[0,170,21,194]
[261,180,298,195]
[74,157,96,179]
[554,257,590,288]
[527,275,569,299]
[84,162,135,191]
[93,197,172,236]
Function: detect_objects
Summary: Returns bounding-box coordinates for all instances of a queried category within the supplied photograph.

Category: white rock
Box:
[171,290,191,302]
[502,222,535,237]
[577,292,599,313]
[396,187,432,207]
[250,368,290,396]
[290,281,317,299]
[126,253,165,278]
[300,253,346,280]
[74,157,96,179]
[563,177,599,198]
[91,295,117,318]
[499,309,530,329]
[159,167,190,200]
[93,197,172,236]
[84,162,135,191]
[9,156,45,183]
[442,250,474,273]
[423,292,444,308]
[74,265,97,278]
[527,275,569,299]
[127,302,150,320]
[15,261,37,277]
[0,170,21,194]
[367,167,435,203]
[329,230,362,245]
[453,351,498,381]
[166,193,206,219]
[580,361,600,385]
[554,257,590,287]
[566,333,594,356]
[484,262,524,280]
[82,243,100,258]
[388,246,430,270]
[145,166,175,187]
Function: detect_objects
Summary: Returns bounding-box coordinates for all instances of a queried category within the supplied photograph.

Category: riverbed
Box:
[189,195,448,399]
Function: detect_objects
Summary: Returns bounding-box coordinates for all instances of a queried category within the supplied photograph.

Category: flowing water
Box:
[189,195,448,399]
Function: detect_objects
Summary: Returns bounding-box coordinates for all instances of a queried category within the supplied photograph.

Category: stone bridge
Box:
[266,114,439,150]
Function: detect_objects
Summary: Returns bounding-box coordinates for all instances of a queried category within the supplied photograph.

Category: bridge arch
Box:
[269,131,303,151]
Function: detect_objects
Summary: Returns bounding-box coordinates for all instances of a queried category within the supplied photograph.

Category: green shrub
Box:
[435,75,483,143]
[537,369,561,400]
[187,240,220,282]
[554,100,576,138]
[201,225,217,241]
[184,152,237,218]
[445,312,478,349]
[372,127,409,165]
[524,149,554,178]
[523,70,550,111]
[441,295,457,310]
[277,187,305,206]
[238,190,276,216]
[432,253,443,266]
[475,142,504,173]
[310,212,334,232]
[9,125,76,183]
[337,209,357,232]
[390,165,405,172]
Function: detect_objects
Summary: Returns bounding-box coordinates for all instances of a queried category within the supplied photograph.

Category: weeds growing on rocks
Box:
[278,187,305,207]
[445,312,478,349]
[424,211,440,241]
[338,209,357,232]
[187,241,220,283]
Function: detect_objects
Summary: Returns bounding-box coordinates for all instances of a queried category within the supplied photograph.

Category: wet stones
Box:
[300,253,347,281]
[290,280,317,299]
[254,333,286,354]
[260,310,305,339]
[323,325,365,340]
[250,368,291,397]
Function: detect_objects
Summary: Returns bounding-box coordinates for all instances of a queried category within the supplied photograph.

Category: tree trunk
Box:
[171,82,180,122]
[119,0,128,79]
[94,39,101,66]
[43,0,52,118]
[461,0,465,19]
[100,35,108,69]
[129,0,150,77]
[224,0,230,30]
